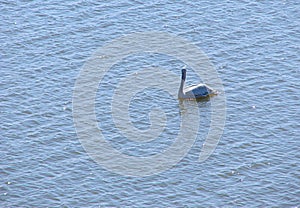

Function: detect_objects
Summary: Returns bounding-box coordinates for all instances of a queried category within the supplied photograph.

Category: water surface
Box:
[1,0,299,207]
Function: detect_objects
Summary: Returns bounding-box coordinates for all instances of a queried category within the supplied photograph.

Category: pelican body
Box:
[178,69,217,99]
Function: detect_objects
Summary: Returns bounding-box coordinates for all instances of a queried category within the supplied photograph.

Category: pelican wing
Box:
[184,84,214,98]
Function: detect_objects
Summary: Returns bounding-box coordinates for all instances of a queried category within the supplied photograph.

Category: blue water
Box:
[1,0,299,207]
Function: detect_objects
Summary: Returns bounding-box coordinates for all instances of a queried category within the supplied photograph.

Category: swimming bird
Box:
[178,69,217,99]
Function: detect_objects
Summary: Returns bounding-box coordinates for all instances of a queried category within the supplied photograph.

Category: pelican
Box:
[178,69,217,99]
